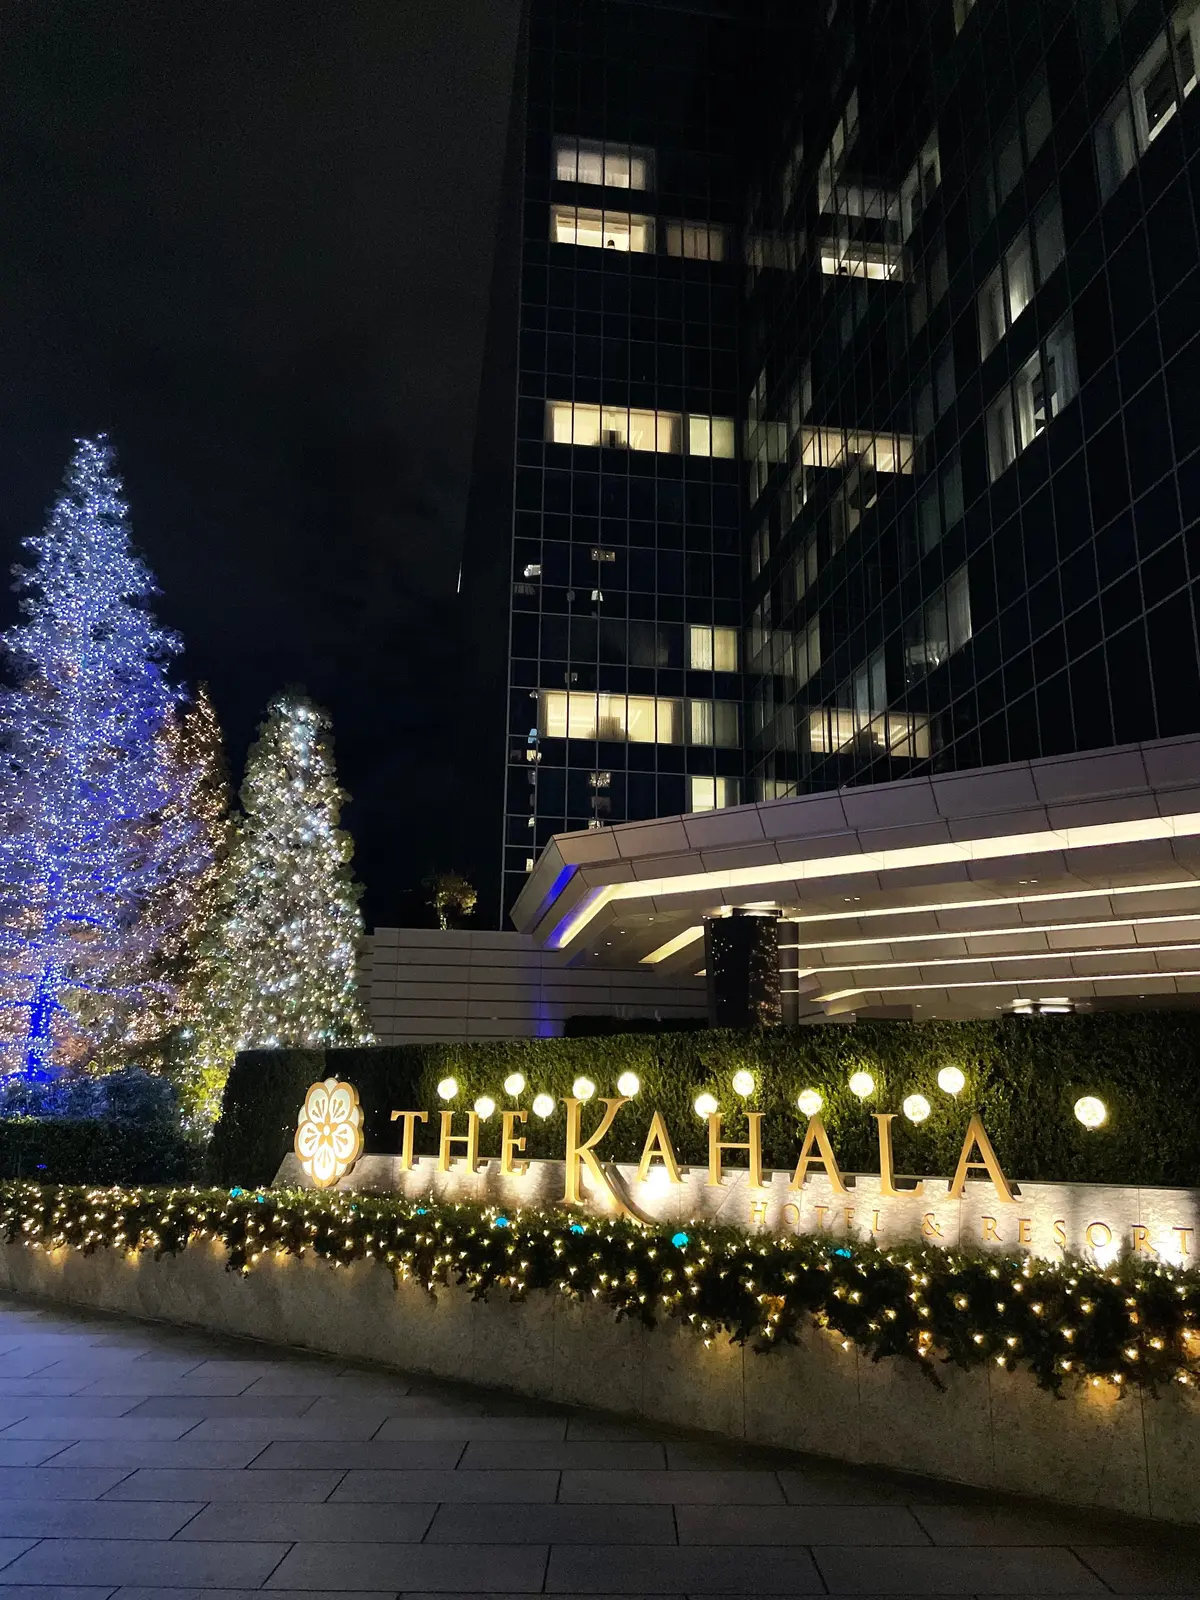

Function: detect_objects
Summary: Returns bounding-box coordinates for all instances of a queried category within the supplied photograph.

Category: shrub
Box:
[208,1013,1200,1190]
[0,1119,198,1185]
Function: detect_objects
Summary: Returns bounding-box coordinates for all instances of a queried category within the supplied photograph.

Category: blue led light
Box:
[230,1187,245,1198]
[569,1223,585,1234]
[833,1247,852,1257]
[672,1231,690,1248]
[494,1215,510,1228]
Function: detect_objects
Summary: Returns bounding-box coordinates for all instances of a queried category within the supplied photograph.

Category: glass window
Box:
[1014,350,1044,449]
[942,453,964,529]
[687,414,737,458]
[554,137,654,190]
[714,702,740,748]
[947,565,973,654]
[689,700,714,745]
[1043,318,1079,419]
[688,625,738,671]
[550,205,654,252]
[954,0,977,31]
[1134,35,1179,146]
[666,220,729,260]
[1097,88,1138,200]
[978,265,1005,359]
[1024,78,1053,159]
[901,134,941,237]
[689,776,739,812]
[546,402,685,453]
[1175,2,1200,97]
[539,690,682,743]
[934,343,956,418]
[986,388,1017,480]
[995,116,1023,205]
[1005,230,1034,324]
[918,479,940,554]
[1033,194,1065,282]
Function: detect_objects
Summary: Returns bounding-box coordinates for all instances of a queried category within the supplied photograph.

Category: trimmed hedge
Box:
[209,1013,1200,1189]
[0,1120,198,1185]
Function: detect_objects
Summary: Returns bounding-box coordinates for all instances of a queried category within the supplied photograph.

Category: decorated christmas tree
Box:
[182,691,371,1123]
[0,436,213,1078]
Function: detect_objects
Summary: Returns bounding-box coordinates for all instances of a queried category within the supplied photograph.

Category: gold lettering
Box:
[1132,1224,1152,1253]
[873,1113,924,1197]
[923,1212,944,1239]
[563,1097,630,1212]
[749,1199,768,1226]
[981,1216,1000,1242]
[1175,1227,1194,1256]
[636,1110,682,1184]
[438,1111,480,1173]
[500,1110,529,1177]
[1053,1219,1067,1250]
[814,1204,829,1229]
[708,1112,765,1188]
[788,1113,848,1194]
[843,1206,855,1231]
[1018,1217,1032,1245]
[948,1115,1015,1203]
[1086,1221,1112,1249]
[871,1207,881,1234]
[389,1110,428,1171]
[781,1202,801,1228]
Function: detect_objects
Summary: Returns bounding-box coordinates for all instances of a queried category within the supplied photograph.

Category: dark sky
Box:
[0,0,521,926]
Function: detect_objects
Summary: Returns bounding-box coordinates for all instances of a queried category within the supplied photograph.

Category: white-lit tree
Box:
[187,692,371,1111]
[0,436,213,1078]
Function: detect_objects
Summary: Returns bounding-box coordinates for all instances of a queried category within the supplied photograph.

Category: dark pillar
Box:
[704,910,781,1028]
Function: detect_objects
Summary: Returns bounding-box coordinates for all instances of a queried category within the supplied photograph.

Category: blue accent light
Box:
[230,1187,244,1198]
[833,1247,852,1257]
[569,1223,585,1234]
[494,1215,510,1228]
[672,1231,690,1248]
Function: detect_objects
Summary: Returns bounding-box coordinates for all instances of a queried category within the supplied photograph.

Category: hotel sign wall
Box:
[281,1079,1200,1268]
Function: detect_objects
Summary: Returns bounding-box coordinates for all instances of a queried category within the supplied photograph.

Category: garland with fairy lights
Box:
[3,1180,1199,1396]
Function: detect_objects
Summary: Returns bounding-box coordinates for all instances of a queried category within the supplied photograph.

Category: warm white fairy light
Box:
[437,1077,458,1101]
[849,1071,876,1099]
[532,1093,555,1118]
[797,1088,823,1116]
[503,1073,526,1095]
[617,1072,641,1097]
[731,1069,755,1096]
[937,1066,966,1095]
[694,1092,719,1117]
[572,1077,595,1100]
[903,1094,931,1124]
[1074,1096,1107,1129]
[473,1095,495,1120]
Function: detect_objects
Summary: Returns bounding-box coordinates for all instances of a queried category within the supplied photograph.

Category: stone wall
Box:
[2,1236,1197,1525]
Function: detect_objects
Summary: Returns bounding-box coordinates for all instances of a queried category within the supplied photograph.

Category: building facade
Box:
[462,0,1200,935]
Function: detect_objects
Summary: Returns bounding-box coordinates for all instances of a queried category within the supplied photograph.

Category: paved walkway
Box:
[0,1292,1194,1598]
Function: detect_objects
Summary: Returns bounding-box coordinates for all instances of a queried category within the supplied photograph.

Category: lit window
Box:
[986,318,1077,480]
[819,238,903,279]
[688,625,738,671]
[1033,194,1065,282]
[1176,2,1199,98]
[904,566,972,684]
[985,388,1018,481]
[538,690,681,744]
[689,776,740,812]
[900,134,941,238]
[550,204,654,252]
[1096,8,1198,200]
[544,401,682,453]
[799,425,914,474]
[687,414,736,458]
[1004,232,1034,325]
[666,220,729,261]
[687,701,740,747]
[953,0,976,31]
[795,615,821,689]
[523,563,542,578]
[978,200,1062,360]
[554,137,654,191]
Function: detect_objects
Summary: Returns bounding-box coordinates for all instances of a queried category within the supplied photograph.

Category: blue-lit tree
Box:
[0,436,212,1079]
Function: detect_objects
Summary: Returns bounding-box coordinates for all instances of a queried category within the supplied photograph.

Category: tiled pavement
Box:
[0,1293,1194,1597]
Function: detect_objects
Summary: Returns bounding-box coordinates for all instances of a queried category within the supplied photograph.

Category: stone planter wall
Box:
[1,1236,1197,1524]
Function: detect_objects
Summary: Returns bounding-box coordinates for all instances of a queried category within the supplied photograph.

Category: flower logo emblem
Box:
[294,1078,365,1189]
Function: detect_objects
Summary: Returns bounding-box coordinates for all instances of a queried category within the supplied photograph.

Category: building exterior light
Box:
[1074,1096,1107,1129]
[903,1094,931,1123]
[849,1071,875,1098]
[694,1092,719,1117]
[503,1073,526,1095]
[732,1069,755,1096]
[938,1067,966,1095]
[436,1077,458,1102]
[617,1071,641,1096]
[797,1088,823,1116]
[473,1096,495,1120]
[572,1077,596,1100]
[532,1093,555,1118]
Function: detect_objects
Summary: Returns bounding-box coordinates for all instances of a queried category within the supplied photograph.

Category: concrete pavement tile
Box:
[912,1504,1143,1546]
[112,1591,394,1600]
[0,1380,91,1397]
[546,1544,825,1593]
[426,1504,677,1544]
[306,1393,485,1417]
[243,1371,412,1397]
[0,1467,132,1499]
[76,1378,263,1398]
[0,1398,141,1418]
[560,1470,784,1504]
[0,1417,198,1441]
[246,1440,463,1470]
[564,1418,659,1441]
[0,1502,204,1540]
[1069,1544,1200,1592]
[0,1548,39,1578]
[265,1541,548,1592]
[458,1440,665,1470]
[373,1415,567,1441]
[778,1468,938,1505]
[175,1501,435,1542]
[0,1440,74,1466]
[0,1589,116,1600]
[330,1469,559,1502]
[675,1504,929,1545]
[0,1540,290,1589]
[181,1416,383,1441]
[813,1545,1108,1593]
[48,1442,266,1470]
[122,1396,316,1419]
[102,1468,344,1501]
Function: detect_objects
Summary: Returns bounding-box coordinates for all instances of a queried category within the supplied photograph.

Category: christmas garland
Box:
[3,1180,1199,1396]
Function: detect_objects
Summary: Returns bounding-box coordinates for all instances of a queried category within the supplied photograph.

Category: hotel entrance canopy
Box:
[510,736,1200,1019]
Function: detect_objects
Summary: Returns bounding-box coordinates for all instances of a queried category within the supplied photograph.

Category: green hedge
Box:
[4,1182,1198,1395]
[208,1013,1200,1189]
[0,1120,198,1186]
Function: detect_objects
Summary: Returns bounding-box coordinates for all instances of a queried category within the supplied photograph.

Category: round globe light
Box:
[903,1093,931,1124]
[694,1092,719,1118]
[503,1072,526,1096]
[731,1069,755,1096]
[531,1093,555,1119]
[473,1095,496,1120]
[797,1088,823,1116]
[937,1066,966,1096]
[1074,1095,1107,1130]
[436,1077,458,1102]
[848,1070,876,1099]
[616,1071,641,1097]
[572,1077,596,1101]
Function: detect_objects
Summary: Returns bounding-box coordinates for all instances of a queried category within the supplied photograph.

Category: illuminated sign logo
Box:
[294,1078,365,1189]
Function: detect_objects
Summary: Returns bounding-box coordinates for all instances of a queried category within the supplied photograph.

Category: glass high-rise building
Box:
[461,0,1200,927]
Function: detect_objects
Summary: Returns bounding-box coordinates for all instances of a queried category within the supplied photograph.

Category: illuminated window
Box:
[1096,7,1199,199]
[986,318,1077,480]
[550,204,654,252]
[799,425,914,474]
[688,700,740,747]
[904,566,972,684]
[665,220,729,261]
[687,414,736,458]
[554,137,654,191]
[978,198,1063,360]
[953,0,976,31]
[539,690,681,744]
[819,238,903,279]
[688,625,738,672]
[689,776,740,812]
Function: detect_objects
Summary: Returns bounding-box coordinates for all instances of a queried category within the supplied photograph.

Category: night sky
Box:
[0,0,521,925]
